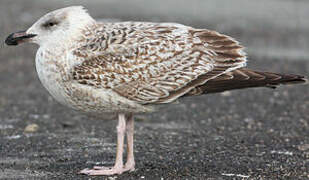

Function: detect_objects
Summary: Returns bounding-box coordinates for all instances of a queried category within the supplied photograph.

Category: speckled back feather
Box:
[72,22,247,104]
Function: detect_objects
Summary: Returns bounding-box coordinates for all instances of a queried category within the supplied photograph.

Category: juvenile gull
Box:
[5,6,307,176]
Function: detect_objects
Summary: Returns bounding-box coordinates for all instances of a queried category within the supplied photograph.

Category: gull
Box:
[5,6,307,176]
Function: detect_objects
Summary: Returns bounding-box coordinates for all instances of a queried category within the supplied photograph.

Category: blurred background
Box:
[0,0,308,179]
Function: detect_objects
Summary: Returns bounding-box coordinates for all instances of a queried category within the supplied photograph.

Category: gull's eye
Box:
[48,22,56,26]
[42,21,58,28]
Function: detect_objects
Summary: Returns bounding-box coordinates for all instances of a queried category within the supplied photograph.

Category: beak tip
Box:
[5,33,19,46]
[5,31,37,46]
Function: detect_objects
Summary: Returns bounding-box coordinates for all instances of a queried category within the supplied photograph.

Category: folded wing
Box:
[72,22,247,104]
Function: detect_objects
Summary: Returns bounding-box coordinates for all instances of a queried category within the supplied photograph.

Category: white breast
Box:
[35,48,73,107]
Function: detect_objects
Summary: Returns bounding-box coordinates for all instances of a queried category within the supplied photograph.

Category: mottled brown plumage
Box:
[71,22,306,104]
[72,22,248,104]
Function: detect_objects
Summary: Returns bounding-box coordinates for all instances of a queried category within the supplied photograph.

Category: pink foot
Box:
[79,165,135,176]
[124,161,135,172]
[79,166,123,176]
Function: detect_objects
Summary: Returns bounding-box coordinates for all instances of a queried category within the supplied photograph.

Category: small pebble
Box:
[221,91,231,97]
[298,144,309,151]
[24,124,39,133]
[108,177,117,180]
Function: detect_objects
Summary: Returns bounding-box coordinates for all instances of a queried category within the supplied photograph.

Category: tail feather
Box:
[187,68,307,95]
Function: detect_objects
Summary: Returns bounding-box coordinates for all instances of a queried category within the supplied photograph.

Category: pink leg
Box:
[124,113,135,171]
[79,113,127,176]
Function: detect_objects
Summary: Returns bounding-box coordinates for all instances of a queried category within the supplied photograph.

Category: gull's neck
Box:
[34,17,97,106]
[36,20,98,87]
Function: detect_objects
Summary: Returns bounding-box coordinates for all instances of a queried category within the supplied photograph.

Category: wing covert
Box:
[72,22,247,104]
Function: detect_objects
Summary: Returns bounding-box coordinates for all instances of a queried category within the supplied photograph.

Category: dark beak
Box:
[5,30,37,46]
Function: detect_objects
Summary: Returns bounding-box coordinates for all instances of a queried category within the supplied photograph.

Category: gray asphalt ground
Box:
[0,0,308,179]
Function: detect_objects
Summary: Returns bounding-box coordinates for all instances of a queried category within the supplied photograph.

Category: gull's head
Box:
[5,6,95,47]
